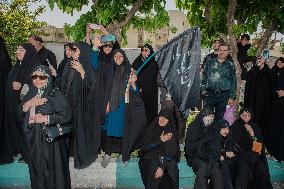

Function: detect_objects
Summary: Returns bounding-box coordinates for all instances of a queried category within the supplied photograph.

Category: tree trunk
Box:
[204,0,212,22]
[226,0,242,102]
[106,0,144,43]
[256,21,275,55]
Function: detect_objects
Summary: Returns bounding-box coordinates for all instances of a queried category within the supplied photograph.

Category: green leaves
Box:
[0,0,46,63]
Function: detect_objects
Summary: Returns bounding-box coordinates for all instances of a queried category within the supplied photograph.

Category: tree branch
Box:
[106,0,144,41]
[204,0,212,22]
[256,21,275,55]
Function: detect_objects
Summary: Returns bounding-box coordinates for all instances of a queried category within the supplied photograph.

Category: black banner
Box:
[155,27,201,116]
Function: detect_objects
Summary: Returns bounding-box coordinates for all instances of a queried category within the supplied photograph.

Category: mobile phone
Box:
[89,23,100,30]
[100,34,116,43]
[46,59,52,68]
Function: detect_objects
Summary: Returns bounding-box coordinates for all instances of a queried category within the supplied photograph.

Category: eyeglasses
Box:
[31,75,48,80]
[102,44,113,48]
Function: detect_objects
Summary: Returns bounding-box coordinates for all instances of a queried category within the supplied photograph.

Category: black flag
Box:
[155,27,201,116]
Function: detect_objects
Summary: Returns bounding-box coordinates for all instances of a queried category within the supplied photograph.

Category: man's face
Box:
[220,127,230,137]
[241,37,249,46]
[218,45,229,60]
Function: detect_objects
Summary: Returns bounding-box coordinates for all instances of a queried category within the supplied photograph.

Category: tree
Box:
[0,0,46,61]
[176,0,284,101]
[47,0,173,44]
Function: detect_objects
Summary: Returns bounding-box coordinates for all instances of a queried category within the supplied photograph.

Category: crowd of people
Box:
[0,24,283,189]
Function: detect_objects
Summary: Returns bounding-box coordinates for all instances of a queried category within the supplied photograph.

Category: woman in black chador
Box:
[0,36,13,164]
[132,44,158,124]
[185,107,223,189]
[19,65,71,189]
[138,108,180,189]
[59,42,98,169]
[5,43,39,163]
[231,108,272,189]
[266,57,284,161]
[244,56,271,132]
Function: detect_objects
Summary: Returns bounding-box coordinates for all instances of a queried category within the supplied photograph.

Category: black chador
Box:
[265,58,284,161]
[59,42,98,169]
[0,36,13,164]
[132,44,158,124]
[231,108,272,189]
[244,62,271,132]
[5,43,40,162]
[138,109,180,189]
[185,108,223,189]
[19,65,71,189]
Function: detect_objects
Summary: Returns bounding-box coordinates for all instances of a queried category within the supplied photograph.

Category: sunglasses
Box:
[31,75,48,80]
[102,44,113,48]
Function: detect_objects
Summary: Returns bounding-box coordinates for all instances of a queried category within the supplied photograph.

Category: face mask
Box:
[203,115,214,126]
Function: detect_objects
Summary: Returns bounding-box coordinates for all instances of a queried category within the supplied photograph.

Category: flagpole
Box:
[136,51,158,75]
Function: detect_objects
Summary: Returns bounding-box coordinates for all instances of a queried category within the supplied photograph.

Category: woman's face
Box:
[71,45,80,60]
[256,56,265,66]
[16,46,26,61]
[141,47,150,58]
[65,46,72,58]
[102,43,113,54]
[220,127,230,137]
[114,52,124,65]
[276,60,284,69]
[159,116,169,127]
[240,111,251,123]
[32,70,48,89]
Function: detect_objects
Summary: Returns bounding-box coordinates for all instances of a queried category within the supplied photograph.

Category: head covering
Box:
[0,36,12,74]
[142,44,154,56]
[218,119,230,129]
[276,57,284,64]
[201,107,215,117]
[159,108,171,120]
[239,108,254,117]
[29,35,44,43]
[108,49,131,111]
[15,43,40,83]
[72,42,91,64]
[22,65,53,102]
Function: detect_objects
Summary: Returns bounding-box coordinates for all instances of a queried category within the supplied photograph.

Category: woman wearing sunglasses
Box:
[5,43,40,163]
[19,65,72,189]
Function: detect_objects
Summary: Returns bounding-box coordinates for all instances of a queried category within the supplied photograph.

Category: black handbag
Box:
[44,124,72,143]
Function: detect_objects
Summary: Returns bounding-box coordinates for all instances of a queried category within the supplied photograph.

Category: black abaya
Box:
[5,43,40,160]
[19,65,71,189]
[266,66,284,161]
[0,36,13,164]
[59,42,98,169]
[244,64,271,132]
[132,44,158,124]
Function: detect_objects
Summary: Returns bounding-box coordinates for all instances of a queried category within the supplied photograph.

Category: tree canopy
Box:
[176,0,284,51]
[0,0,46,61]
[48,0,174,44]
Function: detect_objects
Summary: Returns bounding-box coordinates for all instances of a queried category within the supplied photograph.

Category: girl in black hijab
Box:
[138,108,180,189]
[19,65,71,189]
[132,44,159,124]
[5,43,40,162]
[266,57,284,161]
[0,36,13,164]
[231,108,272,189]
[59,42,98,169]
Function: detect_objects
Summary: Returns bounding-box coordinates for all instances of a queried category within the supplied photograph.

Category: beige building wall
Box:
[123,10,190,50]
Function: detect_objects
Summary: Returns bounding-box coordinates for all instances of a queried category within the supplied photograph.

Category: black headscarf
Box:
[0,36,12,73]
[22,65,53,103]
[134,44,154,68]
[15,43,41,83]
[106,49,131,111]
[60,42,94,94]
